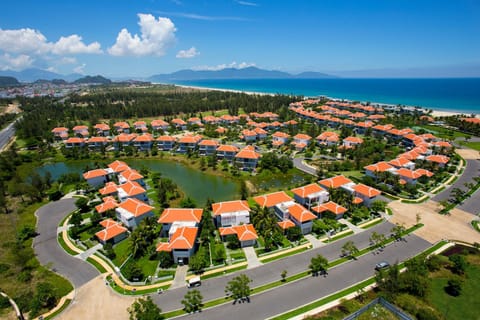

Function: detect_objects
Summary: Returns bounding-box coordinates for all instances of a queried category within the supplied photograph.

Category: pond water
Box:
[36,159,240,205]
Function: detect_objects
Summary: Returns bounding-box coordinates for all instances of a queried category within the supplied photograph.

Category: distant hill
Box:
[73,75,112,84]
[0,68,84,83]
[149,67,336,82]
[0,76,20,86]
[294,71,335,79]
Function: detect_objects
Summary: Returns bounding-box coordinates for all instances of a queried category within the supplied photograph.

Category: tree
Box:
[240,180,249,200]
[181,289,203,313]
[128,296,164,320]
[391,224,406,241]
[449,254,467,275]
[158,251,174,268]
[309,254,329,276]
[180,197,197,208]
[70,210,83,228]
[370,200,386,214]
[281,270,287,282]
[225,274,252,304]
[341,241,359,259]
[123,262,144,281]
[369,231,385,252]
[75,197,89,213]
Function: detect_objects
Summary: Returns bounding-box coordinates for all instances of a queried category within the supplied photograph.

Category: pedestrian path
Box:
[77,243,102,261]
[170,265,189,289]
[243,246,263,269]
[304,234,325,248]
[338,218,363,234]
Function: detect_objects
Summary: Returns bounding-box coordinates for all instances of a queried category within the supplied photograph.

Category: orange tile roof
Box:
[157,135,176,142]
[343,136,364,144]
[319,175,352,189]
[254,127,268,135]
[83,168,108,180]
[134,134,154,142]
[199,139,219,146]
[242,129,257,137]
[364,162,394,173]
[151,119,169,126]
[52,127,68,133]
[158,208,203,224]
[388,157,412,167]
[288,203,317,222]
[88,136,108,143]
[461,117,480,124]
[99,182,118,195]
[114,122,130,129]
[219,224,258,241]
[73,125,88,131]
[278,219,296,229]
[353,184,381,198]
[171,118,187,125]
[119,181,146,197]
[108,160,130,173]
[396,168,422,179]
[95,197,118,213]
[294,133,312,141]
[253,191,293,208]
[291,183,326,198]
[212,200,250,216]
[65,137,85,144]
[156,226,198,251]
[95,219,127,242]
[235,146,261,160]
[133,121,146,126]
[120,169,143,181]
[117,198,153,217]
[415,168,434,177]
[432,141,452,148]
[353,197,364,204]
[316,131,339,141]
[114,133,137,143]
[312,201,347,215]
[426,155,450,164]
[217,144,239,152]
[178,135,202,144]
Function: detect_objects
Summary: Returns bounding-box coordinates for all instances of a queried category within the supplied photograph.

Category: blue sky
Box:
[0,0,479,77]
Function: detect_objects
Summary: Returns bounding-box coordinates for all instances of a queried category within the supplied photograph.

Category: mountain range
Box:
[148,67,335,82]
[0,67,336,84]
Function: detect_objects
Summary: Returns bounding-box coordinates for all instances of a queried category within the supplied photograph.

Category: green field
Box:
[459,141,480,151]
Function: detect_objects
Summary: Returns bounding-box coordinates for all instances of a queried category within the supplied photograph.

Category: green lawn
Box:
[427,257,480,320]
[112,240,131,266]
[418,125,470,139]
[459,141,480,151]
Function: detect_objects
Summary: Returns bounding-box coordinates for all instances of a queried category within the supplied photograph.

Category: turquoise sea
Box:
[173,78,480,114]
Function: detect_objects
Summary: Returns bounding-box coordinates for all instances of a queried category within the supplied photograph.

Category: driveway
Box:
[293,157,317,175]
[152,222,397,312]
[33,198,98,288]
[177,235,431,320]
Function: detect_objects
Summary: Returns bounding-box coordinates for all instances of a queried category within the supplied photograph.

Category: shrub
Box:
[445,278,463,297]
[416,307,441,320]
[122,262,144,281]
[449,254,467,275]
[158,251,174,268]
[0,295,10,309]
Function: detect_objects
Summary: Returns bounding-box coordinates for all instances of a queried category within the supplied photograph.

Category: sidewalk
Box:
[339,218,362,234]
[305,234,325,248]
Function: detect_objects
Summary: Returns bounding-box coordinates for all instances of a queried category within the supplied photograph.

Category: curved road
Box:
[0,120,17,150]
[33,198,98,288]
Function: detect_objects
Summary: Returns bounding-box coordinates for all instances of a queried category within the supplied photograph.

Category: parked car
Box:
[375,261,390,271]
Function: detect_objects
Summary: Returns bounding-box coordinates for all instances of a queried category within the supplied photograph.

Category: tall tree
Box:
[181,289,203,313]
[225,274,252,304]
[128,296,164,320]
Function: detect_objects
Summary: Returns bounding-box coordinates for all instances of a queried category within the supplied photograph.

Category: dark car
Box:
[375,261,390,271]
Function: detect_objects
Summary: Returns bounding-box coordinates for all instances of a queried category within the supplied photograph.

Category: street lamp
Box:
[208,242,213,267]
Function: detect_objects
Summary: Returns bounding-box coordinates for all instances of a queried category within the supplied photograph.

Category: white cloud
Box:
[155,11,248,21]
[60,57,77,64]
[0,28,102,56]
[73,63,86,74]
[235,1,258,6]
[0,53,34,70]
[52,35,102,55]
[176,47,199,58]
[192,61,256,71]
[108,14,176,57]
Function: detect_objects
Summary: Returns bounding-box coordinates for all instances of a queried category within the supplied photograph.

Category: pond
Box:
[36,159,240,205]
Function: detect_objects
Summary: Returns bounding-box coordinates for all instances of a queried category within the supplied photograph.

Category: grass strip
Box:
[57,234,78,256]
[44,299,72,320]
[386,208,393,215]
[323,230,354,243]
[432,186,446,194]
[471,220,480,233]
[360,219,384,229]
[106,275,170,296]
[201,265,248,280]
[86,257,108,273]
[260,246,310,264]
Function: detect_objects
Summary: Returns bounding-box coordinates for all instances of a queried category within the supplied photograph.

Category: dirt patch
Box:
[0,103,21,115]
[456,148,479,160]
[245,180,257,194]
[58,275,133,320]
[388,200,480,244]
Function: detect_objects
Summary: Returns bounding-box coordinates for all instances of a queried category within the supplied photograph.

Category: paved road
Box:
[432,159,480,214]
[293,157,317,175]
[33,199,98,288]
[177,234,431,320]
[152,222,397,312]
[0,120,16,150]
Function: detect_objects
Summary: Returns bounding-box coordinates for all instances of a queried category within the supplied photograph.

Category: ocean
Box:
[173,78,480,114]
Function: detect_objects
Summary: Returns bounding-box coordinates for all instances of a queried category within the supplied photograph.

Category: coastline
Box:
[167,83,477,118]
